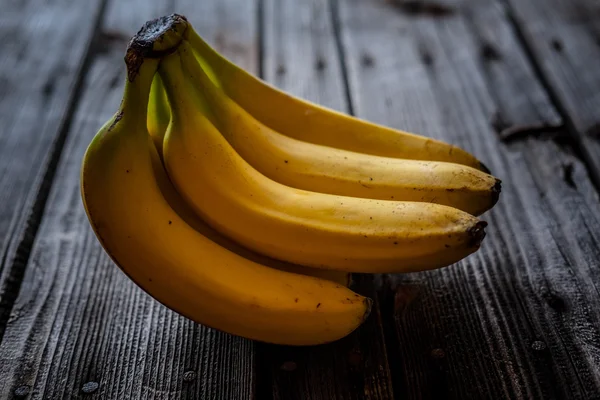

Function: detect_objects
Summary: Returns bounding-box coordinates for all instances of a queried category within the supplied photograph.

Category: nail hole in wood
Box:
[14,386,30,398]
[544,291,566,311]
[531,341,547,352]
[42,79,55,97]
[315,57,326,71]
[481,43,501,61]
[81,382,99,394]
[280,361,297,371]
[183,370,197,382]
[361,53,374,67]
[550,38,563,52]
[420,50,434,66]
[431,348,445,359]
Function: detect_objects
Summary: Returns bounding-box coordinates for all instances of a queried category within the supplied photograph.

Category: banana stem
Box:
[157,48,211,125]
[177,41,223,104]
[185,26,227,79]
[148,73,171,154]
[115,13,192,135]
[173,41,238,137]
[120,58,159,128]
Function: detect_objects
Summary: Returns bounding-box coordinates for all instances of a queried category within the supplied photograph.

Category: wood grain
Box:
[0,1,259,398]
[502,0,600,185]
[262,0,349,112]
[337,0,600,398]
[2,0,600,399]
[259,1,394,398]
[0,0,105,337]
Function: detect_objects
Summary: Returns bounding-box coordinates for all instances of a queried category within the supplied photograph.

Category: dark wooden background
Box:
[1,0,599,399]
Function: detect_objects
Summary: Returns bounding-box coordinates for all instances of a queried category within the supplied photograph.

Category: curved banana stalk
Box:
[147,73,171,158]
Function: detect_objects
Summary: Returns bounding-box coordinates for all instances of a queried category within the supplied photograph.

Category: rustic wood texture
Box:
[337,0,600,398]
[262,0,349,112]
[260,1,393,398]
[0,0,105,336]
[0,0,259,399]
[503,0,600,185]
[1,0,600,398]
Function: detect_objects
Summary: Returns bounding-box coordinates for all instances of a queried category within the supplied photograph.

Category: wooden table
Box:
[1,0,599,398]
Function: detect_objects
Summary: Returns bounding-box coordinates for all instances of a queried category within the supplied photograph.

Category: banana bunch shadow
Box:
[80,14,501,346]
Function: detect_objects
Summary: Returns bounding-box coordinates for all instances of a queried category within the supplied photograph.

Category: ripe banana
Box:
[147,63,350,287]
[159,44,488,273]
[80,18,370,345]
[173,41,500,216]
[147,73,170,158]
[184,24,488,171]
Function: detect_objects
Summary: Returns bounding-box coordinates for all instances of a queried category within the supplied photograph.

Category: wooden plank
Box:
[176,0,260,71]
[260,1,394,398]
[338,0,600,398]
[502,0,600,183]
[0,1,259,398]
[0,0,105,334]
[262,0,349,112]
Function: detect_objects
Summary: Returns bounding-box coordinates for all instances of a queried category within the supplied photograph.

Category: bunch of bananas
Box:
[80,14,501,346]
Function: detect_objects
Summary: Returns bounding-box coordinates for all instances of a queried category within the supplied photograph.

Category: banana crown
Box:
[78,13,502,345]
[123,14,188,81]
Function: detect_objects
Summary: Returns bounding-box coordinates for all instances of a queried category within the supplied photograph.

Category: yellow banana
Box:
[159,45,488,273]
[147,73,170,158]
[146,62,350,287]
[80,18,370,345]
[175,41,500,216]
[151,130,351,287]
[184,24,488,172]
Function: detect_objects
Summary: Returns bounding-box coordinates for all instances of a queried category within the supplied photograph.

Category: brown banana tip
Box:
[491,179,502,204]
[125,14,188,81]
[479,162,491,174]
[362,297,374,322]
[468,221,488,248]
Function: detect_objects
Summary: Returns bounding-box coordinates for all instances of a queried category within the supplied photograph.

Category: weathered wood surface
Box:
[0,0,259,398]
[338,0,600,398]
[262,0,349,113]
[503,0,600,186]
[0,0,600,399]
[0,0,104,337]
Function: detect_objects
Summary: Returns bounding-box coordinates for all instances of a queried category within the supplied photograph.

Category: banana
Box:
[173,41,500,216]
[80,17,370,345]
[146,62,351,287]
[147,73,170,158]
[183,23,488,172]
[151,129,351,287]
[159,44,488,273]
